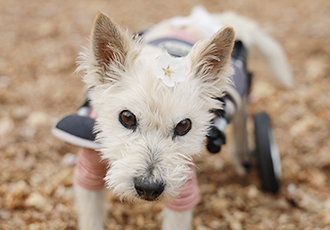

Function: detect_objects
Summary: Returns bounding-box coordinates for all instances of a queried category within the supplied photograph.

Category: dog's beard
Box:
[104,149,194,203]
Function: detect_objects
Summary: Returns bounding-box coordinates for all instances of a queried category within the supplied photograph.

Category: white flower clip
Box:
[155,53,186,87]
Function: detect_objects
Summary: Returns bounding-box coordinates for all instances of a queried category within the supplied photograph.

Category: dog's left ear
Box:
[188,27,235,89]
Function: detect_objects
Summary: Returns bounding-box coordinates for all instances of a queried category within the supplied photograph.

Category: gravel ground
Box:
[1,0,330,229]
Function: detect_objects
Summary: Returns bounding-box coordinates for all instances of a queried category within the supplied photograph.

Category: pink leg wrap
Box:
[165,165,200,211]
[74,147,108,191]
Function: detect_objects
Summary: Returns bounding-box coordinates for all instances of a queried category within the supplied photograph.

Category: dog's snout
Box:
[134,177,164,201]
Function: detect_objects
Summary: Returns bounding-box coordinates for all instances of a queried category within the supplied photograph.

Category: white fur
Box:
[74,184,105,230]
[160,207,193,230]
[78,15,234,202]
[144,8,294,88]
[74,6,293,230]
[212,11,294,88]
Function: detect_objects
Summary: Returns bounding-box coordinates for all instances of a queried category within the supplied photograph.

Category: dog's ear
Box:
[88,12,140,84]
[188,26,235,87]
[92,13,126,69]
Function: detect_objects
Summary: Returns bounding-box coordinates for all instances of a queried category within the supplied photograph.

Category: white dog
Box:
[66,6,293,230]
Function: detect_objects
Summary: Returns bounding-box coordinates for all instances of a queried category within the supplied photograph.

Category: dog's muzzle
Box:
[134,177,165,201]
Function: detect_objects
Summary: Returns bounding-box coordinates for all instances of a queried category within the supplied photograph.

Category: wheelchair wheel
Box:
[253,111,281,193]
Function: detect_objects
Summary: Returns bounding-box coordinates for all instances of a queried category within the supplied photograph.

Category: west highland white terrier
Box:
[53,5,293,230]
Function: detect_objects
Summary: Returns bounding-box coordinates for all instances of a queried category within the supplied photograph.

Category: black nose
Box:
[134,177,165,201]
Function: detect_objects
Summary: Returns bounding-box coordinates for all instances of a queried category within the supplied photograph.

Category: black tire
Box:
[254,112,281,193]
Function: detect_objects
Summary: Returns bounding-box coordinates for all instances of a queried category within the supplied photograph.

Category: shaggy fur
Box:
[77,13,234,202]
[74,7,293,230]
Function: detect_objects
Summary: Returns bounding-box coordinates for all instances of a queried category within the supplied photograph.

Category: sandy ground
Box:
[0,0,330,229]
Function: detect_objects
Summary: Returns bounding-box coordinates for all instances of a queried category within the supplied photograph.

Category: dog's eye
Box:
[119,110,137,130]
[174,119,192,136]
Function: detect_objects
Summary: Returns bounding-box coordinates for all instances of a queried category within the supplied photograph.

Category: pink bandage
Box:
[74,148,108,190]
[165,165,200,211]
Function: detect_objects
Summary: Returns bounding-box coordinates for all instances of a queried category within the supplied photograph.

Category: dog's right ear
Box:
[92,13,126,71]
[82,12,141,85]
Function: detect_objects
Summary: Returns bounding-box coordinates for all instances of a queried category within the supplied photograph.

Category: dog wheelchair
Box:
[52,40,281,194]
[206,41,281,193]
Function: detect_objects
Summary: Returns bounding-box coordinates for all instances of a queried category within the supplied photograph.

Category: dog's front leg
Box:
[160,207,192,230]
[74,183,106,230]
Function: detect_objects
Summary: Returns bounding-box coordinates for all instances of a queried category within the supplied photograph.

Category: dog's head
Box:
[78,13,234,202]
